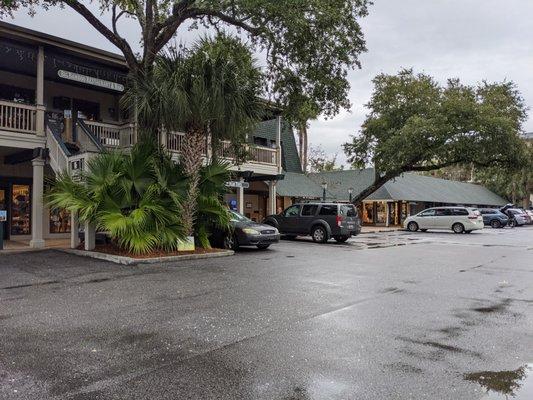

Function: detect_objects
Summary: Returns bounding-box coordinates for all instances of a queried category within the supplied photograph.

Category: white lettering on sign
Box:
[58,70,125,92]
[225,181,250,189]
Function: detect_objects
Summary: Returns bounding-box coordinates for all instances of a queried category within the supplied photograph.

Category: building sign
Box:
[58,70,125,92]
[0,210,7,222]
[225,181,250,189]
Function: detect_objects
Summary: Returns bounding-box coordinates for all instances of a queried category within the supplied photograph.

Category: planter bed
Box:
[59,243,234,265]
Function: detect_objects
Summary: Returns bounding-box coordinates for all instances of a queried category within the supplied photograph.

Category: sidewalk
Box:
[1,238,70,253]
[360,226,403,234]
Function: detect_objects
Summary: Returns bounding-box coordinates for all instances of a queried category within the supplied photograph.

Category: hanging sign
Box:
[225,181,250,189]
[58,70,125,92]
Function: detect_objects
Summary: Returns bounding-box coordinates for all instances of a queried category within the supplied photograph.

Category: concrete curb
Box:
[58,248,234,265]
[359,228,404,234]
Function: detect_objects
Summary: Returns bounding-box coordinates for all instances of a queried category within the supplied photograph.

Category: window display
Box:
[50,208,71,233]
[11,185,30,235]
[362,203,374,224]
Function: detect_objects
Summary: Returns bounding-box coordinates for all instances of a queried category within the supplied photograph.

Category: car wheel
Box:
[311,225,328,243]
[223,235,238,251]
[452,223,465,234]
[407,221,419,232]
[490,220,501,229]
[334,236,350,243]
[256,244,270,250]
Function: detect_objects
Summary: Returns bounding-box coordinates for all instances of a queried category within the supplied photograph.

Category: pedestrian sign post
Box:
[0,210,6,250]
[225,181,250,189]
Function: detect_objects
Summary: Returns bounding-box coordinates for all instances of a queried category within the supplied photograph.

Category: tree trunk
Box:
[180,128,205,236]
[298,123,308,172]
[350,171,396,206]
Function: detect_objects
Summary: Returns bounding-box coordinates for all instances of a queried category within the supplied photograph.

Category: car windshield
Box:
[229,210,251,222]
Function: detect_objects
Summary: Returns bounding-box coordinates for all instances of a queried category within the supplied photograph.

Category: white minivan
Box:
[404,207,484,234]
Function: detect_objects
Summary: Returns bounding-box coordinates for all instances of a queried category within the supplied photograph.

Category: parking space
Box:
[1,227,532,399]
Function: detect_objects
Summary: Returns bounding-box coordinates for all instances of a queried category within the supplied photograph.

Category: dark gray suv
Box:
[264,202,361,243]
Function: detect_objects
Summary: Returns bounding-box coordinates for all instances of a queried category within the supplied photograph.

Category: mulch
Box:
[76,242,226,259]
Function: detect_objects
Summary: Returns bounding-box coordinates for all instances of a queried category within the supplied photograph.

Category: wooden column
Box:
[35,46,45,136]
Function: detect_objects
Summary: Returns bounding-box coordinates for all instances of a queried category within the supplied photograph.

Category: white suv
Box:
[404,207,484,234]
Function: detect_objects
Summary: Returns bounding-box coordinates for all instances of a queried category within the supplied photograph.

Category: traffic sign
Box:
[0,210,6,222]
[225,181,250,189]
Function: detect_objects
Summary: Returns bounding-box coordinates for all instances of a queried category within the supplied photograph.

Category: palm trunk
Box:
[181,128,205,236]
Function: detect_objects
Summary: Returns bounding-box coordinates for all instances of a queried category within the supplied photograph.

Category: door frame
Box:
[0,183,9,240]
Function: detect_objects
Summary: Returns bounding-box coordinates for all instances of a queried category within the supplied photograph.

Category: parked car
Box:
[264,202,361,243]
[501,208,528,226]
[404,207,484,234]
[526,209,533,224]
[210,210,280,250]
[479,208,509,228]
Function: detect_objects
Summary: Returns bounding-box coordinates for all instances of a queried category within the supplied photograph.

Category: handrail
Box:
[77,120,104,152]
[45,125,70,173]
[84,120,134,148]
[0,100,37,134]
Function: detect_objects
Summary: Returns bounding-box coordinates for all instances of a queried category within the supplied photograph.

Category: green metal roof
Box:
[276,172,323,198]
[309,169,507,206]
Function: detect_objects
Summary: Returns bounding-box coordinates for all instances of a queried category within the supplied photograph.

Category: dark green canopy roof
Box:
[276,172,323,198]
[309,169,507,206]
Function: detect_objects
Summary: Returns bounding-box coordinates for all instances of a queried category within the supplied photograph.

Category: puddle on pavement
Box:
[465,364,533,399]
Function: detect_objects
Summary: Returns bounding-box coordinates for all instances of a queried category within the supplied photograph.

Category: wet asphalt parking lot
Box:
[1,227,532,399]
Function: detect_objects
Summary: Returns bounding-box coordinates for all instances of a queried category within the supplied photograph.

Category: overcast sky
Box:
[10,0,533,166]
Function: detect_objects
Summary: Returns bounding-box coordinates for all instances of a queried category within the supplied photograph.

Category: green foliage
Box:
[343,69,528,203]
[1,0,370,119]
[195,162,232,248]
[475,145,533,204]
[126,34,263,152]
[46,142,187,254]
[307,145,344,173]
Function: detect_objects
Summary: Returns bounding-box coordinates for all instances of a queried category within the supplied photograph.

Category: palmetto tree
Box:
[127,34,263,239]
[46,143,186,254]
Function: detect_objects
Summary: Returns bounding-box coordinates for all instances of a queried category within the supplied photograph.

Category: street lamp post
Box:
[321,182,328,202]
[348,187,354,203]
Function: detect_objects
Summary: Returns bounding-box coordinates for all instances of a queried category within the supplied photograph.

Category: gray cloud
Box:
[12,0,533,166]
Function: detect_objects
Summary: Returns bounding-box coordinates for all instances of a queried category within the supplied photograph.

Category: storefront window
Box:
[11,185,30,235]
[50,208,71,233]
[362,203,374,224]
[388,202,397,226]
[375,202,387,224]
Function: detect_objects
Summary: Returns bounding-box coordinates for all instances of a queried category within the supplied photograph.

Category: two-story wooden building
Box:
[0,21,283,249]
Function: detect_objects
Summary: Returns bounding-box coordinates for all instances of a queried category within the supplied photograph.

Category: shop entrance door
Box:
[0,185,9,240]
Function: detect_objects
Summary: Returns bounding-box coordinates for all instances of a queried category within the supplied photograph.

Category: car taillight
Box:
[336,215,343,227]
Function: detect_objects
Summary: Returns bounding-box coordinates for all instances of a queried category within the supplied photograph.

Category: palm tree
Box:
[46,142,186,254]
[126,34,263,240]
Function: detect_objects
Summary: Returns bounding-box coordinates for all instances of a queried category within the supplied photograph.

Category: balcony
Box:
[84,120,135,148]
[0,100,37,134]
[165,131,277,166]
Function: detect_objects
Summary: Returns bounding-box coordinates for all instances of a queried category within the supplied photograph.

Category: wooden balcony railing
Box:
[0,100,37,134]
[84,120,135,148]
[166,132,276,166]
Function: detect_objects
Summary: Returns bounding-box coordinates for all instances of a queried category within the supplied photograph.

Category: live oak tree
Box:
[1,0,370,122]
[343,69,528,205]
[307,145,343,173]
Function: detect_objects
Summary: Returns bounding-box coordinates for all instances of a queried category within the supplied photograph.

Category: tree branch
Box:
[194,9,262,35]
[65,0,139,71]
